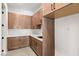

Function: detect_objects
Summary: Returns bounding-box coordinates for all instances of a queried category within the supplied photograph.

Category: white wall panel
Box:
[55,13,79,56]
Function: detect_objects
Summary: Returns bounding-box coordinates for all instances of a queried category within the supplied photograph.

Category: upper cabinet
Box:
[42,3,79,19]
[8,13,16,29]
[32,9,42,29]
[42,3,70,17]
[55,3,70,11]
[42,3,55,16]
[8,12,32,29]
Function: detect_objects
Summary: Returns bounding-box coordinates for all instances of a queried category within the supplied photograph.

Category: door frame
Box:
[1,3,8,56]
[0,3,2,56]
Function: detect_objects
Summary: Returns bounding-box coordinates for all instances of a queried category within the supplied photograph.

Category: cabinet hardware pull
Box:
[51,3,55,10]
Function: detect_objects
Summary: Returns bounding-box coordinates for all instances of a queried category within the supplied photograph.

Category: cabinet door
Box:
[32,14,36,27]
[19,36,29,48]
[30,37,35,50]
[8,13,16,29]
[30,36,42,56]
[14,14,32,29]
[38,10,42,24]
[30,37,34,48]
[30,37,37,52]
[8,36,30,50]
[42,3,54,16]
[8,12,32,29]
[31,39,35,50]
[36,40,42,56]
[35,11,40,25]
[32,10,42,29]
[32,12,38,29]
[7,37,14,50]
[33,39,37,51]
[7,37,20,50]
[32,37,37,51]
[55,3,70,11]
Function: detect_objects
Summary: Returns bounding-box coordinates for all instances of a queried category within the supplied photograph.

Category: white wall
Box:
[8,29,42,37]
[55,13,79,56]
[8,8,34,16]
[8,6,42,16]
[8,29,31,37]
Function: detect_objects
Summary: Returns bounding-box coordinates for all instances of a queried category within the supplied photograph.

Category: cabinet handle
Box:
[51,3,55,10]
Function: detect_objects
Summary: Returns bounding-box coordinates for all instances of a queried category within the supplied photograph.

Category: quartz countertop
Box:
[30,34,43,42]
[8,34,43,42]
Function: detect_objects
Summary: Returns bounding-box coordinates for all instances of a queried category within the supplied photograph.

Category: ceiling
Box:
[7,3,42,12]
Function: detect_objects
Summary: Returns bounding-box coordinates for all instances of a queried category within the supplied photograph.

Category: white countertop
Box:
[8,34,43,42]
[8,34,30,37]
[30,35,43,41]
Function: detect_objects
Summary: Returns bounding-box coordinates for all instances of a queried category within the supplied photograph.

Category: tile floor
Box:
[6,47,37,56]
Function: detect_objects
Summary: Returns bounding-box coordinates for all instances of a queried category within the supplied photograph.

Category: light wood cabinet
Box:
[43,3,79,19]
[19,36,29,48]
[42,3,54,16]
[30,36,42,56]
[8,12,32,29]
[7,36,29,51]
[7,37,20,50]
[8,13,16,29]
[42,3,70,16]
[15,14,32,29]
[32,10,42,29]
[55,3,70,11]
[36,39,42,56]
[42,18,55,56]
[32,13,37,27]
[38,10,42,24]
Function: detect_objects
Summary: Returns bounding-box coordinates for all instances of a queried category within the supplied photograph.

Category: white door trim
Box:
[1,3,8,56]
[0,3,2,56]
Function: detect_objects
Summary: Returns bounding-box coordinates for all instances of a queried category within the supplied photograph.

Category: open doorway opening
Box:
[6,3,42,56]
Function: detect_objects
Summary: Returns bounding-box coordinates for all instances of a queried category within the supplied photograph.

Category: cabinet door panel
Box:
[14,14,32,29]
[37,41,42,56]
[8,13,16,29]
[32,15,36,27]
[30,37,35,50]
[55,3,70,10]
[38,10,42,24]
[7,37,20,50]
[8,12,31,29]
[32,10,42,29]
[42,3,53,16]
[22,36,29,47]
[7,36,29,51]
[30,36,42,56]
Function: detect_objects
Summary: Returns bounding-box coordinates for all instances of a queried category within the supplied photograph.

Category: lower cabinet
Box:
[36,40,42,56]
[30,36,42,56]
[7,36,29,51]
[8,36,42,55]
